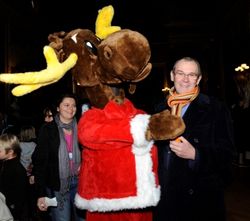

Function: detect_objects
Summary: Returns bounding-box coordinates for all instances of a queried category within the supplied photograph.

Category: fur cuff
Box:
[130,114,154,155]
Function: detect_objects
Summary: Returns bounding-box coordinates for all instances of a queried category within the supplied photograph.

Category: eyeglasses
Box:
[173,71,199,80]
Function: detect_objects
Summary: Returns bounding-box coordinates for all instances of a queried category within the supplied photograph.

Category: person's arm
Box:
[32,124,50,197]
[0,192,13,220]
[5,162,29,219]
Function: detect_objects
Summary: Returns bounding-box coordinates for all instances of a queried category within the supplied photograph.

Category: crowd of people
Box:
[0,57,242,221]
[0,94,86,221]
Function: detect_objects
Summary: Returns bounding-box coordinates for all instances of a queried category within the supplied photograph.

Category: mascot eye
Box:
[84,41,98,55]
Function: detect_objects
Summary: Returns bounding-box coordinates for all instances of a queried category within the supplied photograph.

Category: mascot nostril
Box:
[0,4,185,221]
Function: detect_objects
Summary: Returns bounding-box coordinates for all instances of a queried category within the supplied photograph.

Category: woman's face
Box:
[170,60,202,94]
[44,111,53,122]
[57,97,77,123]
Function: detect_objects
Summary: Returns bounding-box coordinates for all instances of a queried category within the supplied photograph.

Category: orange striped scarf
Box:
[167,86,199,116]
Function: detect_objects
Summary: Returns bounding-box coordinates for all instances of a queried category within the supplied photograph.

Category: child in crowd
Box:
[19,125,37,177]
[19,125,38,220]
[0,133,29,221]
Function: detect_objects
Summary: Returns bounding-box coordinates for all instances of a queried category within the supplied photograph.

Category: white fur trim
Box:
[75,114,160,212]
[130,114,153,155]
[75,151,160,212]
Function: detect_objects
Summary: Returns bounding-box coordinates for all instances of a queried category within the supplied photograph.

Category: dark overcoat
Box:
[153,93,235,221]
[32,121,60,197]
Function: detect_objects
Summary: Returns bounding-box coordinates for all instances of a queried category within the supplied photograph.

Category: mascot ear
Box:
[128,61,152,94]
[131,63,152,83]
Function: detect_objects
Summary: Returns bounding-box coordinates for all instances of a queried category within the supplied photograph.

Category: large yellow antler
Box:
[0,46,78,96]
[95,5,121,39]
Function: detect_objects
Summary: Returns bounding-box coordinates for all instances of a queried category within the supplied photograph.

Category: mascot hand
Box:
[146,110,185,140]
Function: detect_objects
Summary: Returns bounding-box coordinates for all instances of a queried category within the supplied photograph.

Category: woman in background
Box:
[43,107,54,123]
[32,93,85,221]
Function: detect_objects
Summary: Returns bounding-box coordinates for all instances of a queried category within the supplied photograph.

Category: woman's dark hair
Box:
[43,107,53,117]
[56,93,78,108]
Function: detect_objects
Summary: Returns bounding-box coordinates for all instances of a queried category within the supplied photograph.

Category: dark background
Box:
[0,0,249,125]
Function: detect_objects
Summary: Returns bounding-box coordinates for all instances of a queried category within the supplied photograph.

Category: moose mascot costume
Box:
[0,5,185,221]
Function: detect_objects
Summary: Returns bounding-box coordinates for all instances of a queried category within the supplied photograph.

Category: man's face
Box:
[170,60,202,94]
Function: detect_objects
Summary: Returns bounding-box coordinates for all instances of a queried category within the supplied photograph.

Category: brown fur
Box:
[48,28,185,140]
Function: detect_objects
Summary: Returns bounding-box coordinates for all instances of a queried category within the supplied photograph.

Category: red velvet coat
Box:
[75,99,159,220]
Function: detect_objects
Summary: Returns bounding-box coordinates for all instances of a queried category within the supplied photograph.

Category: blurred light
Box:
[162,86,170,92]
[31,0,35,8]
[235,63,249,72]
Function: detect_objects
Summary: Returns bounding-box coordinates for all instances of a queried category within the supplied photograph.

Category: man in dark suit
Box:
[153,57,235,221]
